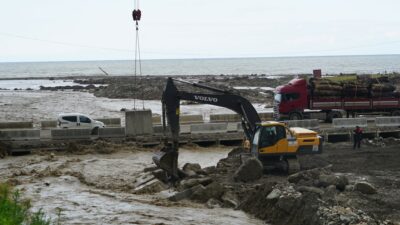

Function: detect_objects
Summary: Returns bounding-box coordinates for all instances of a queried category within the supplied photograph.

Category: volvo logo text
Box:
[194,95,218,103]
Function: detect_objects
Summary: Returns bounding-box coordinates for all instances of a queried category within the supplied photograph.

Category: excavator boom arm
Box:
[154,77,261,181]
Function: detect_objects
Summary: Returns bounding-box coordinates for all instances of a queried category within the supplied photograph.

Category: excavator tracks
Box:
[287,158,301,174]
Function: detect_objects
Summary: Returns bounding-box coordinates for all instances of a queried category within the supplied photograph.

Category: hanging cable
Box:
[132,0,143,109]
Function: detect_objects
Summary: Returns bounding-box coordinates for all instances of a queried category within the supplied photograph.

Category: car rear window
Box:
[62,116,77,122]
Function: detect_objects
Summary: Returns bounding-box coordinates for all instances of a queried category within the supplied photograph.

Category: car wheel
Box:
[91,127,99,135]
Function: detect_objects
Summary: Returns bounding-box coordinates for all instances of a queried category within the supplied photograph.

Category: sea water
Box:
[0,55,399,79]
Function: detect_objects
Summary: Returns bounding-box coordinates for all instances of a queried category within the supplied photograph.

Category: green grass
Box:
[0,183,55,225]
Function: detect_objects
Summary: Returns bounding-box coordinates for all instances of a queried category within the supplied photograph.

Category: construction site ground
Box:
[1,138,399,224]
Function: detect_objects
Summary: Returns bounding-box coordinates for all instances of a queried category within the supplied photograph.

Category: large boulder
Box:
[354,182,377,195]
[221,191,239,208]
[183,163,202,173]
[234,157,263,182]
[191,182,225,202]
[317,174,339,188]
[296,186,324,197]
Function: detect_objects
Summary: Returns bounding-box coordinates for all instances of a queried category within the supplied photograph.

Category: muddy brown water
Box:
[0,147,264,224]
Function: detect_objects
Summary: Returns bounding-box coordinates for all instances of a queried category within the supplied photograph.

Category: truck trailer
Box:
[273,77,400,122]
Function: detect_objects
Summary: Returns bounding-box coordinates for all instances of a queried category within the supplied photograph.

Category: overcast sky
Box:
[1,0,400,62]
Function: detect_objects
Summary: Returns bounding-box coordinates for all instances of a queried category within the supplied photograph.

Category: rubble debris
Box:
[134,179,168,194]
[354,182,377,195]
[233,157,263,182]
[168,184,205,202]
[191,182,225,203]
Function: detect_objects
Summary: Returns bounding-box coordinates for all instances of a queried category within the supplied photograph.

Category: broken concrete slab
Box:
[133,179,167,194]
[179,177,213,190]
[168,184,205,202]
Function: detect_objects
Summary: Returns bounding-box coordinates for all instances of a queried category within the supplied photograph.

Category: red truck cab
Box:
[274,78,308,120]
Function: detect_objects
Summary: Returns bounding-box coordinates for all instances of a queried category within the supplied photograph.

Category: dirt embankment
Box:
[146,140,400,225]
[71,75,294,103]
[2,138,400,224]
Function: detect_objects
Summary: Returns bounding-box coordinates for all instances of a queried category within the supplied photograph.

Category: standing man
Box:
[353,126,363,149]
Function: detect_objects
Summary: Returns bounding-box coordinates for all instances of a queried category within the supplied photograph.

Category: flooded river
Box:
[1,147,264,224]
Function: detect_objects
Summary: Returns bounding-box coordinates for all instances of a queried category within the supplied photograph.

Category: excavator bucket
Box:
[152,146,179,181]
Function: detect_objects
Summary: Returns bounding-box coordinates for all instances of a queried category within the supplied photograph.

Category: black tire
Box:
[326,111,342,123]
[289,112,303,120]
[391,110,400,116]
[91,127,99,135]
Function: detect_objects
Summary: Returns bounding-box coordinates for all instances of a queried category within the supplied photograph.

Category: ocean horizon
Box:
[0,54,399,79]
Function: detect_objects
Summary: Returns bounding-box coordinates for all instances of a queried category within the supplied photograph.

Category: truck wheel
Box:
[289,112,303,120]
[326,111,342,123]
[391,110,400,116]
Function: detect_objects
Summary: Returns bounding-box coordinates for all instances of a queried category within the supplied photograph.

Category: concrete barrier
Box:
[333,118,368,129]
[284,119,319,130]
[375,117,400,127]
[152,116,162,125]
[153,125,165,134]
[227,122,240,132]
[98,127,126,138]
[51,128,92,140]
[0,129,40,141]
[41,120,57,129]
[125,110,153,136]
[180,125,191,134]
[152,125,190,134]
[210,114,241,122]
[95,118,121,127]
[0,122,33,129]
[191,123,228,134]
[180,115,203,124]
[259,112,273,121]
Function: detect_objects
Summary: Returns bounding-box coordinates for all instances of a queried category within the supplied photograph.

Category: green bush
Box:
[0,183,54,225]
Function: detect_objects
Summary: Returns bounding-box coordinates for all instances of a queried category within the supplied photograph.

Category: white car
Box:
[57,113,105,133]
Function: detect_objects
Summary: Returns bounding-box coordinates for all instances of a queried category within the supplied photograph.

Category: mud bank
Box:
[0,145,263,224]
[149,141,400,225]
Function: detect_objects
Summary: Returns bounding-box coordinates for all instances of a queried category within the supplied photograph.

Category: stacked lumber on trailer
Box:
[310,76,398,98]
[310,79,342,97]
[342,82,369,98]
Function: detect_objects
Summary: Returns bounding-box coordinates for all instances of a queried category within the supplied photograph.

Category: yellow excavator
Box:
[153,78,323,181]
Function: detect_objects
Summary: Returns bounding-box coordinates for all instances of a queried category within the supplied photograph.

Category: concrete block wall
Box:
[375,117,400,127]
[95,118,121,127]
[284,119,320,130]
[99,127,126,138]
[0,129,40,141]
[209,114,241,122]
[191,123,228,134]
[0,122,33,129]
[41,120,58,129]
[125,110,153,136]
[333,118,368,129]
[209,112,273,123]
[180,115,203,124]
[51,128,92,140]
[259,112,273,121]
[152,116,162,125]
